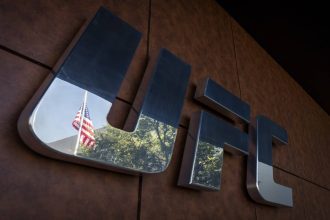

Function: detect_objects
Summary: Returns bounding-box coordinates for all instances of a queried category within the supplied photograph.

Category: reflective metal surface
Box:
[178,111,248,190]
[195,78,250,123]
[18,7,190,174]
[247,115,293,207]
[57,7,142,102]
[178,77,250,190]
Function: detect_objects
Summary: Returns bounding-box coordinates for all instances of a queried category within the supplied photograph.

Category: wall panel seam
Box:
[274,166,330,192]
[229,17,242,99]
[0,44,52,71]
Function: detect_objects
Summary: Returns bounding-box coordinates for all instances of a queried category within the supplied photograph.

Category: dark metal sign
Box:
[18,7,292,207]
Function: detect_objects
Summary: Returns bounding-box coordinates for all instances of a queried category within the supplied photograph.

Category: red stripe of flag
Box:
[72,105,96,149]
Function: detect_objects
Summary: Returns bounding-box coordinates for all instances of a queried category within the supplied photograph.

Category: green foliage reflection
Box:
[192,141,223,188]
[79,114,176,172]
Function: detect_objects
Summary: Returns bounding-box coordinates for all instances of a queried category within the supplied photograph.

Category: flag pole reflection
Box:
[74,90,88,155]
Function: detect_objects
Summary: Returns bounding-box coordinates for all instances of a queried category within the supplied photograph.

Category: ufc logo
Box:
[18,7,292,207]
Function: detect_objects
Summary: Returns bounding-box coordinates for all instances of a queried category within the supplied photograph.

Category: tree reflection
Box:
[78,114,176,172]
[192,141,223,188]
